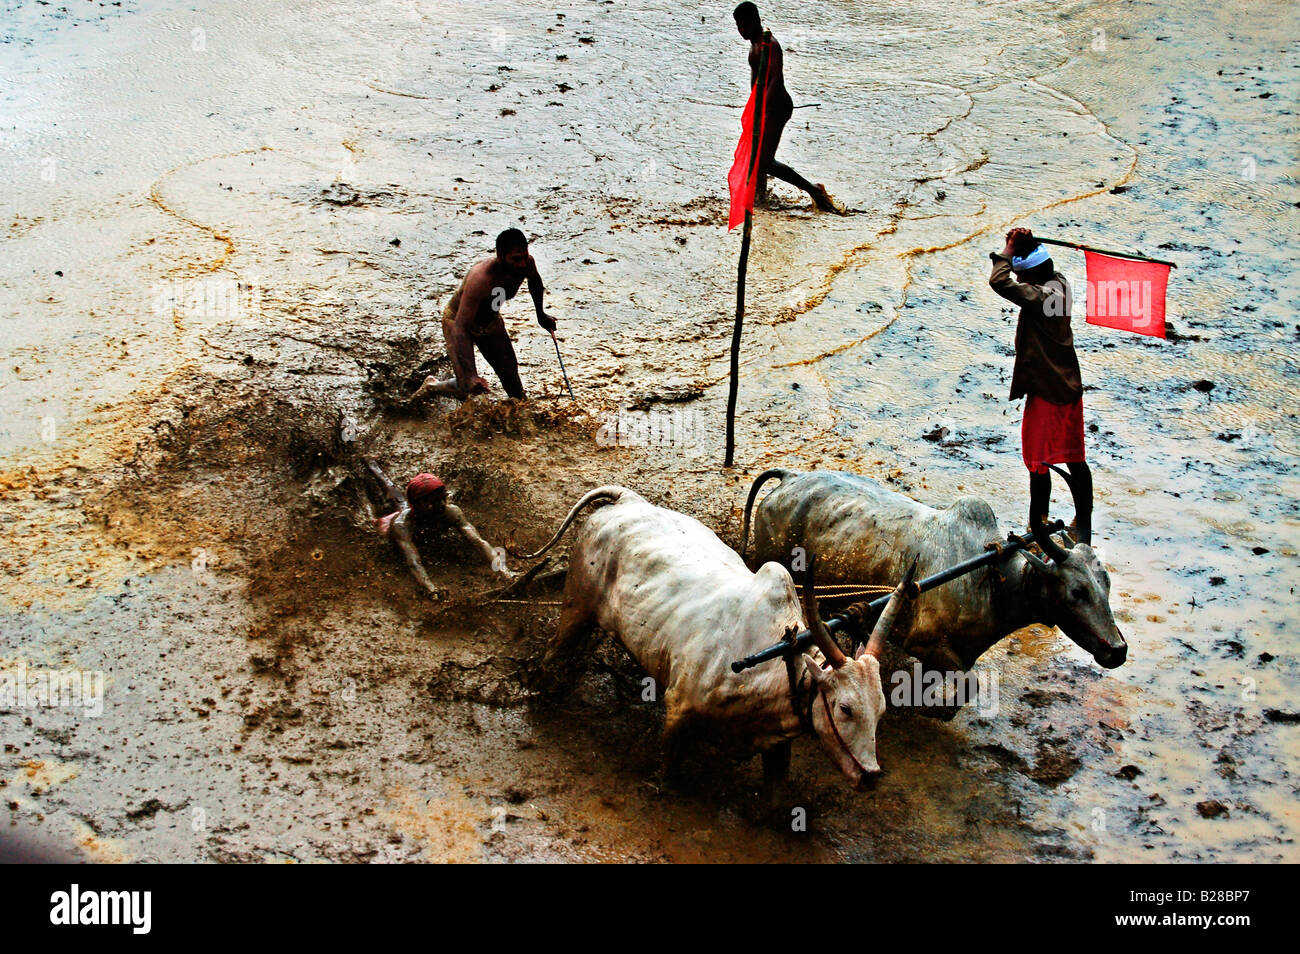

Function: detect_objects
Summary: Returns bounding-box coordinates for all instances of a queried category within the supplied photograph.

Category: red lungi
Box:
[1022,394,1085,474]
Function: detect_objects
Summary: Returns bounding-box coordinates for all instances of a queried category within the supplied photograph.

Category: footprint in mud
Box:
[315,181,406,209]
[975,738,1081,788]
[1026,741,1083,787]
[625,382,705,411]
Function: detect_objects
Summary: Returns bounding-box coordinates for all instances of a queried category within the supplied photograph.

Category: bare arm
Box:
[527,256,555,332]
[390,512,443,598]
[749,37,781,94]
[763,39,783,99]
[445,501,512,577]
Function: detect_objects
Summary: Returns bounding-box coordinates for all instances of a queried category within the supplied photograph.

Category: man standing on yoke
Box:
[412,228,557,402]
[732,2,845,214]
[989,227,1094,546]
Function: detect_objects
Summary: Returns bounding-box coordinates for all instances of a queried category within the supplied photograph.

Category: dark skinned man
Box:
[989,226,1094,547]
[362,459,513,598]
[733,2,845,214]
[412,228,557,402]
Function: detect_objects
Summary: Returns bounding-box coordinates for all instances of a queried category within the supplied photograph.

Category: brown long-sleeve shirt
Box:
[989,253,1082,405]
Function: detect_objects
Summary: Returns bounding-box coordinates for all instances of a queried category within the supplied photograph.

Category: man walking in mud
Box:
[989,227,1094,545]
[411,229,557,402]
[732,2,845,214]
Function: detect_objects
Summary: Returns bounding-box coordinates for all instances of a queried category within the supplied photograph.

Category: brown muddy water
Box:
[1,0,1297,862]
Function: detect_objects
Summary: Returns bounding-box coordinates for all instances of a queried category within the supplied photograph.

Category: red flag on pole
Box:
[1083,250,1171,339]
[727,83,768,231]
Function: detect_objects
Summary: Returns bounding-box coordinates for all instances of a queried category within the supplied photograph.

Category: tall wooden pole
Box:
[725,30,770,468]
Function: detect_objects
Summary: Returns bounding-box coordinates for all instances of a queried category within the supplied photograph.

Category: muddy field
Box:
[2,0,1298,862]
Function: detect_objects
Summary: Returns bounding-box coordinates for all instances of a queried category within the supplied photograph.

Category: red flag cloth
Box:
[727,83,768,230]
[1083,251,1170,339]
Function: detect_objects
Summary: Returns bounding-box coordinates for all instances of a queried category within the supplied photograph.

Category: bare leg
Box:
[767,160,817,196]
[410,305,475,403]
[1066,460,1094,544]
[758,106,844,214]
[758,106,791,197]
[764,158,843,213]
[1029,469,1052,533]
[768,163,844,213]
[474,322,526,399]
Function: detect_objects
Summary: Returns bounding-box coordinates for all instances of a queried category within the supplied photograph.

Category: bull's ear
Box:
[802,654,831,685]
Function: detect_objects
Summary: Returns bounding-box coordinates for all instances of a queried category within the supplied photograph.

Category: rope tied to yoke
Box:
[810,583,895,601]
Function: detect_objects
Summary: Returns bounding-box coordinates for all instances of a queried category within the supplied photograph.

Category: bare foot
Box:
[812,183,848,215]
[408,374,466,407]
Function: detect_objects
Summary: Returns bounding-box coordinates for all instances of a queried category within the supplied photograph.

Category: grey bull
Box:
[522,485,914,787]
[742,469,1127,682]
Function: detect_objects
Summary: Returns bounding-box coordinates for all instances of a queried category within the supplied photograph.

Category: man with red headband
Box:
[990,226,1094,546]
[364,459,511,597]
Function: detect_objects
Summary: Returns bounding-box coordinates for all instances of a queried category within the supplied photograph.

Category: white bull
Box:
[521,486,912,787]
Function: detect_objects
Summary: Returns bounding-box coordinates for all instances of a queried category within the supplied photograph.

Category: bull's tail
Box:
[741,468,792,560]
[513,486,628,560]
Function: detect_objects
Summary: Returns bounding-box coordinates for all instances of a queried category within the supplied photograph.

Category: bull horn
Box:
[862,557,919,659]
[802,555,847,669]
[1021,548,1053,574]
[1031,510,1071,565]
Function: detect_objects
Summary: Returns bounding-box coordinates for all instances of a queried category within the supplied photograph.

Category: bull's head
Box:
[1025,522,1127,669]
[802,558,915,788]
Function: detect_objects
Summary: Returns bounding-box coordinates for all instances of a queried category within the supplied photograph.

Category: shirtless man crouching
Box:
[411,228,557,402]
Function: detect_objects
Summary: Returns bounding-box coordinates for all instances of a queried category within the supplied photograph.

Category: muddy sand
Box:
[1,0,1297,862]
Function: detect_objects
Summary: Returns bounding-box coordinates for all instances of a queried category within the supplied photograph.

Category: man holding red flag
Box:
[731,3,844,220]
[989,227,1094,547]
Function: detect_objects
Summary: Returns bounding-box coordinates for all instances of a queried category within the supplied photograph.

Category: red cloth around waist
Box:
[1021,394,1085,473]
